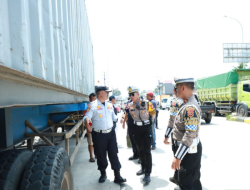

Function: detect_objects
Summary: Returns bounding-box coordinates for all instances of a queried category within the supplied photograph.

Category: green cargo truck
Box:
[196,69,250,117]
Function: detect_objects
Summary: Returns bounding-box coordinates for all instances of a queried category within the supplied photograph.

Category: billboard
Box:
[223,43,250,63]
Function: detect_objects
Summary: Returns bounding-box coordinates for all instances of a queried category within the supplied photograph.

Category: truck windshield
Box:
[243,84,250,92]
[162,99,168,103]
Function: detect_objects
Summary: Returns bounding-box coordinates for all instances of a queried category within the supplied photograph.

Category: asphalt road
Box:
[72,110,250,190]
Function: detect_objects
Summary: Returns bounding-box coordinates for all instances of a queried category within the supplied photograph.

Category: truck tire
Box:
[237,105,248,117]
[19,146,73,190]
[215,107,220,116]
[205,119,211,124]
[0,149,32,190]
[205,113,212,124]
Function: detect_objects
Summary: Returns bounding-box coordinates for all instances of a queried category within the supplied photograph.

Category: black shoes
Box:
[174,186,181,190]
[151,146,156,150]
[138,158,141,164]
[114,170,126,184]
[129,155,139,160]
[99,171,107,183]
[136,169,145,176]
[143,173,151,183]
[169,177,179,185]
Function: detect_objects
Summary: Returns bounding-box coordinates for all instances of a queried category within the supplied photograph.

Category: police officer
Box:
[122,98,140,162]
[83,86,126,184]
[165,78,202,190]
[126,86,156,183]
[164,86,184,185]
[109,95,118,130]
[146,92,157,150]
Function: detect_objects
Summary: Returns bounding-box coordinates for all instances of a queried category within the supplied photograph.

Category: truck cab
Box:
[237,80,250,116]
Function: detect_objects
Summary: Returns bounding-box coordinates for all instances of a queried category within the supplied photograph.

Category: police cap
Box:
[95,86,112,93]
[127,86,139,94]
[174,77,194,84]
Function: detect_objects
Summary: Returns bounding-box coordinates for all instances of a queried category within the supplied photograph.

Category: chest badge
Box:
[99,114,103,118]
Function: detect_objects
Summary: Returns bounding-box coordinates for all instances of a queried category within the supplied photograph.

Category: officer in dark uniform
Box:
[109,95,118,130]
[126,86,156,183]
[166,78,202,190]
[83,86,126,184]
[122,98,140,162]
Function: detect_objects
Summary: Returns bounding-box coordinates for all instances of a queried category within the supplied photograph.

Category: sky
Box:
[85,0,250,97]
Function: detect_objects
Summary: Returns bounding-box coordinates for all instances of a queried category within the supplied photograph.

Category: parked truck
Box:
[196,69,250,117]
[0,1,94,189]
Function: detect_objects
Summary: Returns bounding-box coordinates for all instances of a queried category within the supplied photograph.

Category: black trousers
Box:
[172,141,202,190]
[155,110,159,127]
[133,124,152,173]
[127,121,139,158]
[92,129,121,171]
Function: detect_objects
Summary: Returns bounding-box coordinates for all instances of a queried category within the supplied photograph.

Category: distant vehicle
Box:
[196,69,250,117]
[161,98,174,110]
[115,104,121,113]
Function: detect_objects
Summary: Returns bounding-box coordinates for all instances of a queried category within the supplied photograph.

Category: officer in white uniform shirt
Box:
[83,86,126,184]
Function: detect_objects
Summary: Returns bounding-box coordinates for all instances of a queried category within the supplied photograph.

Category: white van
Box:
[161,97,174,110]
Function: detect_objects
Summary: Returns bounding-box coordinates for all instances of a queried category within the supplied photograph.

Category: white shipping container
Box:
[0,0,95,107]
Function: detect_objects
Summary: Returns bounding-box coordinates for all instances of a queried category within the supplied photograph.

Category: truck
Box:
[0,1,94,189]
[196,69,250,117]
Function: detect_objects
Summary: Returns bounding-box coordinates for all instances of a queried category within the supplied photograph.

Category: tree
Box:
[234,62,248,69]
[153,88,159,94]
[140,90,147,97]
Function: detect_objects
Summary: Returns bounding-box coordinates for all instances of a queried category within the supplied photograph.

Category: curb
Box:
[228,117,250,124]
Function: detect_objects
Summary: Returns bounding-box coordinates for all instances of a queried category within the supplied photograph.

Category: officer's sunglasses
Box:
[129,93,135,97]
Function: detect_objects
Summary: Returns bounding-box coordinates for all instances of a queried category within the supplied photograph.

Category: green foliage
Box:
[140,90,147,96]
[233,62,248,69]
[153,88,159,94]
[225,113,232,120]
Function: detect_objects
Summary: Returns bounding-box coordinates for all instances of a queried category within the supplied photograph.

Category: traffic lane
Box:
[158,110,250,189]
[200,116,250,190]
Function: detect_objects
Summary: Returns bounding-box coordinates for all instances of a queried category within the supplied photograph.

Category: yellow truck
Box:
[196,69,250,117]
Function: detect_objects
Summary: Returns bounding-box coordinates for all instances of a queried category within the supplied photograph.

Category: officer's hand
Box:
[171,157,181,171]
[85,118,92,133]
[122,122,125,129]
[164,138,170,145]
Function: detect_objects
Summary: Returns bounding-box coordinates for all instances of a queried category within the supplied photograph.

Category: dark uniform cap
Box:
[127,86,140,94]
[95,86,112,93]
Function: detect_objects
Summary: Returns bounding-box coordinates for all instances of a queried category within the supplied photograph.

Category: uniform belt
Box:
[93,128,113,134]
[134,120,150,126]
[174,137,200,146]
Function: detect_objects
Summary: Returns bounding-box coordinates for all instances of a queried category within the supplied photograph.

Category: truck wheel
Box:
[215,107,220,116]
[205,119,211,124]
[19,146,73,190]
[205,113,212,124]
[237,105,248,117]
[0,149,32,190]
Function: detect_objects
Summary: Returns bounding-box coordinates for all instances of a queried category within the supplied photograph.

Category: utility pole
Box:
[104,72,106,86]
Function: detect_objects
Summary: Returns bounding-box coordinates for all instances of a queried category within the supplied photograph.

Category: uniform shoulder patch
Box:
[184,106,199,129]
[184,106,198,118]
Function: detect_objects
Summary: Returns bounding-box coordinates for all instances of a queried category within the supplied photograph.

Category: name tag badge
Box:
[188,138,198,154]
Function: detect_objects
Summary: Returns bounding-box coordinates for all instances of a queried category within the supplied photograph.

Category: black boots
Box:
[129,155,139,160]
[114,170,126,183]
[169,177,179,185]
[99,171,107,183]
[136,168,145,176]
[143,173,151,183]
